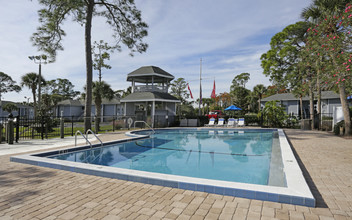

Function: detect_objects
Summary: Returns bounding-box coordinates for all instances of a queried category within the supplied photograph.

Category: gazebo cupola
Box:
[127,66,175,93]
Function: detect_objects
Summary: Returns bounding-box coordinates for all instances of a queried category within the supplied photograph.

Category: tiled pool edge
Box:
[10,128,315,207]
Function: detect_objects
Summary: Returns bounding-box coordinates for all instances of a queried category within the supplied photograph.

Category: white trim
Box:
[128,72,174,79]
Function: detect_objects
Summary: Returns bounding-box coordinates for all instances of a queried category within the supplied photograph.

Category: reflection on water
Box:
[50,129,276,185]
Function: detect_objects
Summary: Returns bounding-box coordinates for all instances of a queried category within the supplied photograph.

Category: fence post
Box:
[41,116,44,140]
[0,123,2,144]
[45,116,49,139]
[94,116,99,134]
[60,116,64,138]
[15,115,19,143]
[7,115,14,144]
[112,117,115,132]
[71,116,74,136]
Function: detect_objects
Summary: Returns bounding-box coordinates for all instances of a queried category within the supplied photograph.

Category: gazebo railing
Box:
[134,85,168,93]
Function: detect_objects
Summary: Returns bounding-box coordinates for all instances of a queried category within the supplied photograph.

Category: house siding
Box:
[327,98,341,114]
[287,100,299,115]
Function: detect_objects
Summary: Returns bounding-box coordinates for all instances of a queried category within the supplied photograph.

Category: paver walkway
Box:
[0,129,351,219]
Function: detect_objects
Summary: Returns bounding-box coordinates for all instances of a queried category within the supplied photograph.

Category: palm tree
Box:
[253,84,267,112]
[92,81,115,133]
[21,72,45,117]
[301,0,349,21]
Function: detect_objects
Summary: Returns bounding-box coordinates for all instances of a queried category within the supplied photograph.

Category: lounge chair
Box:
[216,118,225,127]
[205,118,216,127]
[238,118,245,127]
[227,118,236,127]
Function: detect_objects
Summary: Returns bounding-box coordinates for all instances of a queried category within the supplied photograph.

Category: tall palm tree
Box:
[301,0,349,21]
[253,84,267,112]
[92,81,115,132]
[21,72,45,117]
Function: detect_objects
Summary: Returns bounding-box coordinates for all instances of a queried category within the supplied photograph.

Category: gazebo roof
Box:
[121,92,180,103]
[127,66,174,83]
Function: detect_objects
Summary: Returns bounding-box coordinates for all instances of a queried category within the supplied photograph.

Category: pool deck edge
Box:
[10,128,316,207]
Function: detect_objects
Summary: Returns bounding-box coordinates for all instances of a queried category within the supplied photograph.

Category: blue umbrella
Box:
[224,105,242,111]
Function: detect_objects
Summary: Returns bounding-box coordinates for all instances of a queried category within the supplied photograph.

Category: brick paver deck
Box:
[0,129,351,219]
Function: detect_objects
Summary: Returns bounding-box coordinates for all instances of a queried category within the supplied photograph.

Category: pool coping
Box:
[10,128,315,207]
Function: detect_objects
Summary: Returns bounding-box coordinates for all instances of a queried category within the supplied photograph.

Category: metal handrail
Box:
[75,130,92,147]
[134,121,155,134]
[86,129,103,146]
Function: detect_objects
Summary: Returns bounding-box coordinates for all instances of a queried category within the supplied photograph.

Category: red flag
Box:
[211,80,216,98]
[187,83,193,99]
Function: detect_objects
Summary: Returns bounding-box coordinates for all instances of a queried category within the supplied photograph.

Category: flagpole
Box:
[198,58,202,116]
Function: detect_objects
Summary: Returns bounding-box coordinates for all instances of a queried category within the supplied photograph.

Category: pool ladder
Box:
[134,121,155,134]
[75,129,103,147]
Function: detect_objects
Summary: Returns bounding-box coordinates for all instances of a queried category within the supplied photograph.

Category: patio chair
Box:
[216,118,225,127]
[205,118,216,127]
[238,118,245,127]
[227,118,236,127]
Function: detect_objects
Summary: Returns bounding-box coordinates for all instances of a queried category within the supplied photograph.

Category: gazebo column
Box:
[145,101,148,120]
[152,76,154,91]
[132,80,135,93]
[152,101,155,128]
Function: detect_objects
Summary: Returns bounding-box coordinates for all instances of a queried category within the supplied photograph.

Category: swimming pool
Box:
[49,129,281,186]
[11,128,315,207]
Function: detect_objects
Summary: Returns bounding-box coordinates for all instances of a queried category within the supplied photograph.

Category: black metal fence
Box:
[287,113,333,130]
[0,114,176,143]
[0,117,6,143]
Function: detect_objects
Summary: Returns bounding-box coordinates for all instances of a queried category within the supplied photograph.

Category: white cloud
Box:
[0,0,311,103]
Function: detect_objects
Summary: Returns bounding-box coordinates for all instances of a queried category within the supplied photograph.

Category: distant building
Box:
[55,98,122,120]
[121,66,180,127]
[0,101,34,118]
[260,91,346,118]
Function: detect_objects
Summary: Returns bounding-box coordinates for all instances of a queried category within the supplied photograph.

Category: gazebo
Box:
[121,66,180,127]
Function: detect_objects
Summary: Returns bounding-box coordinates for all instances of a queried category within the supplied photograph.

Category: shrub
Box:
[113,120,124,129]
[333,120,345,135]
[260,101,287,128]
[244,115,259,126]
[285,114,300,128]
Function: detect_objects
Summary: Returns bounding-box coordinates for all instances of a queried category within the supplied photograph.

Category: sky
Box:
[0,0,311,103]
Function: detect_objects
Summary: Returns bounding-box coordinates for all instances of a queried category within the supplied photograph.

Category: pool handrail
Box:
[75,130,92,147]
[134,121,155,134]
[86,129,103,146]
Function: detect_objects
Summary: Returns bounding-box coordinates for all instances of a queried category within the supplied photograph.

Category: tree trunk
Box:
[32,89,37,117]
[258,97,261,113]
[309,81,314,130]
[317,76,321,130]
[84,1,94,132]
[299,95,303,119]
[95,97,102,133]
[316,60,322,115]
[338,82,351,136]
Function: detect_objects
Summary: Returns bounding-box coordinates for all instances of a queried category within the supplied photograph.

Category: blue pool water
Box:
[49,129,276,186]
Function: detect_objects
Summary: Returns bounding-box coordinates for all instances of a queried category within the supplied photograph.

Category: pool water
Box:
[50,129,277,186]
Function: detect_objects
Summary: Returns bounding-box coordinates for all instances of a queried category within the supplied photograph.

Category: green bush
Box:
[285,114,300,128]
[33,117,60,133]
[260,101,288,128]
[244,115,259,126]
